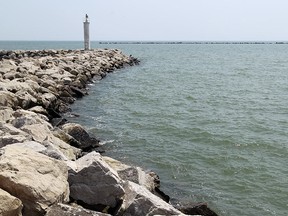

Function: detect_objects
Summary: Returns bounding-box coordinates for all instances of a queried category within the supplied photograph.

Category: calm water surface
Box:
[2,41,288,216]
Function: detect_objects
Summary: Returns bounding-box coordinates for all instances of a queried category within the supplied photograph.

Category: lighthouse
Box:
[83,14,90,50]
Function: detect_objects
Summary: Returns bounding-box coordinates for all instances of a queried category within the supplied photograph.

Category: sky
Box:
[1,0,288,41]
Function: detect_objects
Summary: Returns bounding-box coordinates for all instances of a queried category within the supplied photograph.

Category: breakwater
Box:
[0,49,217,216]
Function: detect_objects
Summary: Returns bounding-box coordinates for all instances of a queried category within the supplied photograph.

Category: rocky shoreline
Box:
[0,49,218,216]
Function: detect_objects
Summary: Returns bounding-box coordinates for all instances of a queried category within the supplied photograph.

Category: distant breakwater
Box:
[0,49,218,216]
[99,41,288,45]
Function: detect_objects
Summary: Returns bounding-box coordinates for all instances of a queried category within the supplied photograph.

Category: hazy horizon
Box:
[1,0,288,41]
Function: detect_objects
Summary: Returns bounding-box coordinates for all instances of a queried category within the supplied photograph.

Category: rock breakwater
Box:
[0,49,217,216]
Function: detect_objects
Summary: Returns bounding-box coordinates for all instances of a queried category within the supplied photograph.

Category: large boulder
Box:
[45,203,110,216]
[61,123,100,150]
[103,156,159,192]
[0,188,23,216]
[0,145,69,216]
[119,181,184,216]
[10,109,51,129]
[68,151,125,210]
[7,141,69,161]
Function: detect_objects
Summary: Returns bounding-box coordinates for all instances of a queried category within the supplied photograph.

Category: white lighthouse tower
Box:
[83,14,90,50]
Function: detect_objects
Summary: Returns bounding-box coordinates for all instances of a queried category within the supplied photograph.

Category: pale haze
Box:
[1,0,288,41]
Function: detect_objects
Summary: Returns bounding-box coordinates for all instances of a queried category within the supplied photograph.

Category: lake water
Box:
[1,41,288,216]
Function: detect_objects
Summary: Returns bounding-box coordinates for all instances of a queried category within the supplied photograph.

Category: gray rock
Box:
[0,134,29,147]
[0,91,19,108]
[0,107,14,122]
[61,123,100,150]
[45,203,110,216]
[103,156,159,192]
[68,151,125,208]
[119,181,184,216]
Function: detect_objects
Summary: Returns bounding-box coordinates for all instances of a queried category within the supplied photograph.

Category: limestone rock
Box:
[119,181,184,216]
[68,151,125,209]
[0,145,69,216]
[45,203,110,216]
[28,105,49,116]
[15,122,80,160]
[0,106,14,122]
[7,141,66,161]
[8,141,47,152]
[0,188,23,216]
[15,90,37,109]
[103,156,158,192]
[0,134,29,147]
[0,91,18,108]
[11,109,50,127]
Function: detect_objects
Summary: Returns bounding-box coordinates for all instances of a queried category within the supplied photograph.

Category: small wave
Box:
[99,139,115,145]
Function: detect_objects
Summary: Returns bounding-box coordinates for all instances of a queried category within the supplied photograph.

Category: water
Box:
[2,41,288,215]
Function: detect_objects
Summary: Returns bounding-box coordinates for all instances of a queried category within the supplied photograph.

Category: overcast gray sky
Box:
[1,0,288,41]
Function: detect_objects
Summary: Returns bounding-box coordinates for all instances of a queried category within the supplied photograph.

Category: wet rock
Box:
[175,202,219,216]
[61,123,100,150]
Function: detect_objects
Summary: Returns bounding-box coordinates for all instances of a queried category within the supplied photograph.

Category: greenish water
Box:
[2,41,288,215]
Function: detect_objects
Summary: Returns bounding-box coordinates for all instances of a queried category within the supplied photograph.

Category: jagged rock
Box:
[52,127,82,149]
[19,123,80,160]
[0,134,29,147]
[40,92,57,108]
[68,151,125,210]
[103,156,170,202]
[0,122,32,147]
[6,109,80,160]
[45,203,110,216]
[0,145,69,216]
[10,111,51,129]
[0,188,23,216]
[61,123,100,150]
[15,90,38,109]
[28,105,49,116]
[0,107,14,122]
[11,109,50,126]
[118,181,184,216]
[0,91,19,108]
[103,156,159,192]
